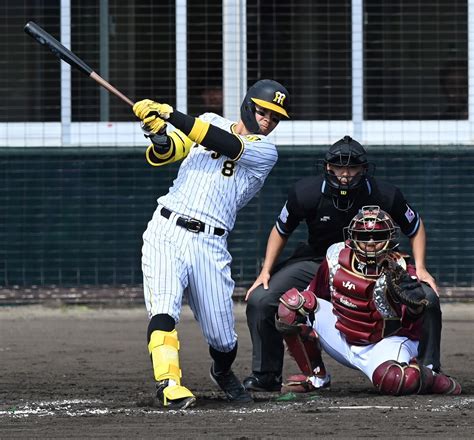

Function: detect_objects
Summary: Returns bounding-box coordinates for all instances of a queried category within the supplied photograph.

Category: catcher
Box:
[276,206,461,395]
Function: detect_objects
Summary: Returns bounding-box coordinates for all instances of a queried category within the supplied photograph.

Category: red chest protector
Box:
[331,248,402,345]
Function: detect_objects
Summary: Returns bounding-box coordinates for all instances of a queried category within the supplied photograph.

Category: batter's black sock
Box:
[147,314,176,343]
[209,343,238,374]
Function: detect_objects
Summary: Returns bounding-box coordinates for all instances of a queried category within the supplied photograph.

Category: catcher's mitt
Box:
[384,260,429,310]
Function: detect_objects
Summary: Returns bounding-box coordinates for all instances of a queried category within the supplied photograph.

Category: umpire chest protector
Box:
[328,245,403,345]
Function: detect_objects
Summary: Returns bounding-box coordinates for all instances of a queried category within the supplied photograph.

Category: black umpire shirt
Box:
[275,175,421,260]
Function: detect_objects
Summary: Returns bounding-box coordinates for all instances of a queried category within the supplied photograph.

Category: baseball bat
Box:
[24,21,134,107]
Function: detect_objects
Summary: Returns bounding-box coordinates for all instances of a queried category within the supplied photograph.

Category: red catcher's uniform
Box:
[280,240,461,395]
[327,243,422,345]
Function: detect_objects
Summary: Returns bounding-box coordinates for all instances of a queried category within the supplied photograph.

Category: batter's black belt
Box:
[160,207,225,236]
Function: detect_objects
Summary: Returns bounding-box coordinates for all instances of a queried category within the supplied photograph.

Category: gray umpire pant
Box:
[417,284,442,372]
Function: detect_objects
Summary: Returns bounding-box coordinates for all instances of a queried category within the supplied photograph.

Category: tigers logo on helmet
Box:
[273,91,287,106]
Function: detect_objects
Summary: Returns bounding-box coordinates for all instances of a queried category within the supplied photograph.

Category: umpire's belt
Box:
[160,207,225,236]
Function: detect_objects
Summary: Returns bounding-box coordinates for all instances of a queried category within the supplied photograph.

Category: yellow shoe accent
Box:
[163,384,195,403]
[156,381,196,409]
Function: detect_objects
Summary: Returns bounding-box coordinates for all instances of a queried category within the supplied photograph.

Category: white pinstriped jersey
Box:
[157,112,278,231]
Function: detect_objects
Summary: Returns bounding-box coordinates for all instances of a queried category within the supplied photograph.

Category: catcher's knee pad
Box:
[148,329,184,384]
[277,288,317,328]
[372,359,434,395]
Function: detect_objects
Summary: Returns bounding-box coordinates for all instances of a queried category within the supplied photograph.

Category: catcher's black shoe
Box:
[210,364,253,403]
[243,373,282,392]
[155,380,196,410]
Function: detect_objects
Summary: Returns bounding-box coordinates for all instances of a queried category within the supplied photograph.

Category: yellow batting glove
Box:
[141,119,167,136]
[133,99,174,121]
[133,99,155,119]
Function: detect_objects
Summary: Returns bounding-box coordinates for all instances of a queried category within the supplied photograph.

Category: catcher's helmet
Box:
[344,206,400,275]
[323,136,371,211]
[241,79,290,133]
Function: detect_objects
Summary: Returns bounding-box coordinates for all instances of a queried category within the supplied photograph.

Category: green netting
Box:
[0,146,472,288]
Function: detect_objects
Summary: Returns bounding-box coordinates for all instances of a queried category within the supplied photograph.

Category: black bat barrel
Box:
[24,21,93,76]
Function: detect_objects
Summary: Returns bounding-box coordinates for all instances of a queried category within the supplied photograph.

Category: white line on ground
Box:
[2,397,473,418]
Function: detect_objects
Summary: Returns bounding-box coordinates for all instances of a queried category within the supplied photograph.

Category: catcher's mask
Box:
[241,79,290,134]
[344,206,400,275]
[323,136,373,211]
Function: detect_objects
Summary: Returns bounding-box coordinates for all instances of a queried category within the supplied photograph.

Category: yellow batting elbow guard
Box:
[145,129,194,167]
[169,130,194,160]
[146,145,170,167]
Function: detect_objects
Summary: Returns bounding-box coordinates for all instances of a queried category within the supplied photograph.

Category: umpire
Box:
[244,136,442,392]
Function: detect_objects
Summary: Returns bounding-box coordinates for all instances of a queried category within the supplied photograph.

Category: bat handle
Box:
[90,72,134,107]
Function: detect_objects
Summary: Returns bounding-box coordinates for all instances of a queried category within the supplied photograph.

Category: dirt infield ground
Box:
[0,302,472,439]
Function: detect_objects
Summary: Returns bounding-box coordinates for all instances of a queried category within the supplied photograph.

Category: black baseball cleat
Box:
[243,373,282,392]
[210,363,253,403]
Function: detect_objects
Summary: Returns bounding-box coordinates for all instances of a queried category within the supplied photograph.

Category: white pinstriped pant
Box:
[142,207,237,352]
[314,299,419,381]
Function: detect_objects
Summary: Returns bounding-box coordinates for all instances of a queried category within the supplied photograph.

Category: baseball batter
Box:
[132,79,290,409]
[275,206,461,396]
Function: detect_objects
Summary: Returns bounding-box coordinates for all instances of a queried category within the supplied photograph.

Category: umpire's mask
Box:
[323,136,372,211]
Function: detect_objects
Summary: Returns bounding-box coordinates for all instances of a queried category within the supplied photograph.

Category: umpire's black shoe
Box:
[210,364,253,403]
[243,373,282,392]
